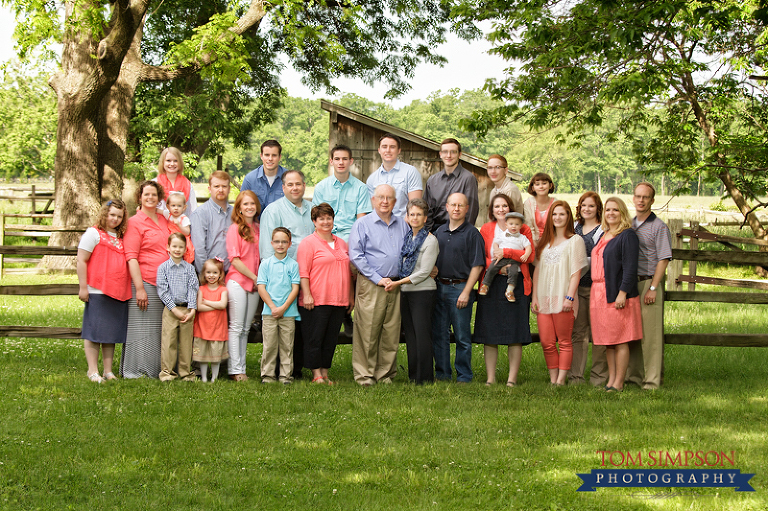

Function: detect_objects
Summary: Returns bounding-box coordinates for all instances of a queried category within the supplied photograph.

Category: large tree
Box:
[457,0,768,240]
[4,0,472,264]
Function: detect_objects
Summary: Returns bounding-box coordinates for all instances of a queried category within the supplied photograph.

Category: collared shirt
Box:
[434,221,485,280]
[156,258,199,311]
[257,255,301,319]
[424,163,479,232]
[240,164,287,213]
[258,197,315,260]
[312,174,372,241]
[365,160,423,218]
[348,211,409,284]
[190,199,233,274]
[632,212,673,276]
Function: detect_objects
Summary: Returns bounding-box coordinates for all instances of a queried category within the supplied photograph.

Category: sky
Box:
[0,8,510,107]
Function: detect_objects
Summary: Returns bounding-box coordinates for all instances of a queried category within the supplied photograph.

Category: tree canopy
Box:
[457,0,768,239]
[2,0,475,263]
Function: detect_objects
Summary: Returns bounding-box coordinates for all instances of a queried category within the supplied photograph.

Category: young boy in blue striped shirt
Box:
[156,233,199,381]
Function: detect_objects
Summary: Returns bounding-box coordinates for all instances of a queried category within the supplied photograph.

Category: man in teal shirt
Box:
[312,145,372,241]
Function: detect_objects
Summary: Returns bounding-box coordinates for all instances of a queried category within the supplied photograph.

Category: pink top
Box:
[86,228,131,301]
[193,284,228,342]
[225,222,260,292]
[124,210,170,286]
[296,233,351,307]
[535,199,554,237]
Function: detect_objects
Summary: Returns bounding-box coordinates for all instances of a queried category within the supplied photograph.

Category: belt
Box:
[637,276,652,282]
[438,278,468,285]
[176,302,189,307]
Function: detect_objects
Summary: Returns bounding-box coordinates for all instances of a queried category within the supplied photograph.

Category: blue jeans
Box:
[432,282,475,382]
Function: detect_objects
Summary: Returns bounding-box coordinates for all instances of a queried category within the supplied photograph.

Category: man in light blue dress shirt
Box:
[365,133,423,218]
[240,140,287,213]
[348,184,409,386]
[258,170,314,260]
[312,144,372,242]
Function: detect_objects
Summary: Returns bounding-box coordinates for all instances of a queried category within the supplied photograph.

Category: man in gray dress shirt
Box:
[190,171,233,273]
[424,138,479,232]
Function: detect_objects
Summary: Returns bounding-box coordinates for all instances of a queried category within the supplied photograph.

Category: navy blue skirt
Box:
[473,273,535,346]
[82,293,129,344]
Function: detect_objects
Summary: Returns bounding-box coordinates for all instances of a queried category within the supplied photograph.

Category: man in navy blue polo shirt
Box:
[432,192,485,382]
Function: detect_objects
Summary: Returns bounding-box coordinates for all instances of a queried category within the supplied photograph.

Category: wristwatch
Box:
[649,285,656,291]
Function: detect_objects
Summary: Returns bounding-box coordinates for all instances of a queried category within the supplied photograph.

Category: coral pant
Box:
[537,311,574,370]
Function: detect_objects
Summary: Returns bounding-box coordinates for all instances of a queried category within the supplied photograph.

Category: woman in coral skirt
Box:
[590,197,643,392]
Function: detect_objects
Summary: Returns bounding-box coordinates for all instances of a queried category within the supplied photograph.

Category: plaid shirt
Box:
[156,258,199,311]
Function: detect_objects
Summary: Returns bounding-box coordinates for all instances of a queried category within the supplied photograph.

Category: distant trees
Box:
[0,63,56,179]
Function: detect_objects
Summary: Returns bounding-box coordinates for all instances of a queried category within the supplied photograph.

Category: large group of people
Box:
[78,135,672,390]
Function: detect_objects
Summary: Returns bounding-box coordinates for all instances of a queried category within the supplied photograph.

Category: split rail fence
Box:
[0,219,766,350]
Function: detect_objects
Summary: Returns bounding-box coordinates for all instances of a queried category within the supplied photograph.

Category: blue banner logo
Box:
[576,469,754,492]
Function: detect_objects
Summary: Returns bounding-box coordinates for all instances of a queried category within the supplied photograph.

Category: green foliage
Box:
[0,61,57,179]
[457,0,768,221]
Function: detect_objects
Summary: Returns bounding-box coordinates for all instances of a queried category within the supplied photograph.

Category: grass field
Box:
[1,187,767,509]
[0,271,767,510]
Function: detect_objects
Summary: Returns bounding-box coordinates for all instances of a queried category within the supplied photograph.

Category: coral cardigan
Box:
[479,222,535,296]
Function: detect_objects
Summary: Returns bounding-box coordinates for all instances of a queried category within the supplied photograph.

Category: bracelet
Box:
[565,295,574,302]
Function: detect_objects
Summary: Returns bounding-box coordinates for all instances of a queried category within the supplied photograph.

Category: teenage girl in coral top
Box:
[155,147,197,216]
[77,199,131,383]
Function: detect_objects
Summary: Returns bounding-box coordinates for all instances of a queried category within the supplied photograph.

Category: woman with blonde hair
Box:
[226,190,262,381]
[589,197,642,392]
[155,147,197,215]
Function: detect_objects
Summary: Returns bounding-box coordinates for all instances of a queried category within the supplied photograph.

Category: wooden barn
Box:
[320,100,521,228]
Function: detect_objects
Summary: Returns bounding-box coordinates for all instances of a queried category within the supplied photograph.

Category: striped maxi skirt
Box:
[120,281,164,379]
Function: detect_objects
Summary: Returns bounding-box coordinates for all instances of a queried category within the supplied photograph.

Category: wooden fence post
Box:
[30,185,37,224]
[688,220,699,291]
[0,214,4,279]
[667,218,683,292]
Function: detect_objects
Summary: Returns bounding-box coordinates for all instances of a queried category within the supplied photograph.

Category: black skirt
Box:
[473,273,535,346]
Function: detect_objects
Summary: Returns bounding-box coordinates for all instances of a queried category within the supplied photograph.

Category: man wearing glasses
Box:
[424,138,479,232]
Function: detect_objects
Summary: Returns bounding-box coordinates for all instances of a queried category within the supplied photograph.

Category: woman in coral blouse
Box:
[122,180,170,379]
[226,190,261,381]
[296,203,354,384]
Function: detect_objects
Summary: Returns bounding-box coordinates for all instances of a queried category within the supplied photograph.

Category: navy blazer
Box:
[601,229,640,303]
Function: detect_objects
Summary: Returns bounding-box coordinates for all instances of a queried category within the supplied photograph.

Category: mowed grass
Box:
[1,273,768,510]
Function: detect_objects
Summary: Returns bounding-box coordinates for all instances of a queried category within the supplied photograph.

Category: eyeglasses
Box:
[487,166,506,171]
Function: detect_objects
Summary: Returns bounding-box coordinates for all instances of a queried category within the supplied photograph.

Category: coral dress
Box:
[590,237,643,345]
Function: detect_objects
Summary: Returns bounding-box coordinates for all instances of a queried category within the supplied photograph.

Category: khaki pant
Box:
[160,307,195,381]
[568,286,609,385]
[627,279,665,389]
[352,276,401,385]
[260,316,295,383]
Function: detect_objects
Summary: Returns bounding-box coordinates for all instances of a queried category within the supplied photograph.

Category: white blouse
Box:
[535,235,587,314]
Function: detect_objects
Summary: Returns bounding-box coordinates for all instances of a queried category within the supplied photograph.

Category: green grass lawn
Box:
[1,273,767,510]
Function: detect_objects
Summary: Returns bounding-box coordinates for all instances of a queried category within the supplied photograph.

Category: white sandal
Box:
[103,372,117,381]
[88,372,104,384]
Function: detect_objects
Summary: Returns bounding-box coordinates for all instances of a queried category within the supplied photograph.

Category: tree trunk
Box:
[43,0,147,270]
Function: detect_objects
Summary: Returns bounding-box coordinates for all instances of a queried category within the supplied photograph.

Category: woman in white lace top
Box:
[531,200,587,385]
